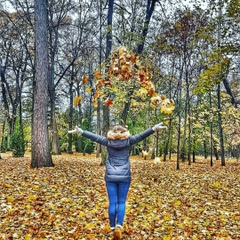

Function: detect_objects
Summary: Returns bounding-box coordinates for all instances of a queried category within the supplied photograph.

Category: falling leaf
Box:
[93,99,98,107]
[118,46,127,56]
[151,96,161,105]
[161,99,175,114]
[86,88,92,93]
[93,91,99,99]
[73,96,82,107]
[139,88,148,95]
[82,75,89,85]
[105,99,113,107]
[94,71,101,79]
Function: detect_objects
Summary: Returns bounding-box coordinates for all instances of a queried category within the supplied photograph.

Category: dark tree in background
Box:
[31,0,54,168]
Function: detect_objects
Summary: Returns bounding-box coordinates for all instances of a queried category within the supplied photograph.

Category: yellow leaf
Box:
[163,235,171,240]
[27,195,37,201]
[213,181,221,188]
[85,222,95,230]
[86,88,92,93]
[163,214,171,221]
[33,185,39,191]
[7,196,14,202]
[4,183,11,188]
[139,87,148,95]
[25,234,31,240]
[174,200,182,206]
[118,46,127,56]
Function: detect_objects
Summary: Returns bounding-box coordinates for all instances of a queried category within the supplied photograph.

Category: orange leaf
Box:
[148,89,154,97]
[122,72,131,81]
[94,71,101,79]
[121,65,129,72]
[130,54,138,64]
[73,96,82,107]
[105,99,113,107]
[96,79,104,88]
[93,91,99,99]
[93,99,98,107]
[82,75,89,85]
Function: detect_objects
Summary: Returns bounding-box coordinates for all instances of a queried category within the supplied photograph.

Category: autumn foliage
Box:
[0,152,240,239]
[74,46,174,115]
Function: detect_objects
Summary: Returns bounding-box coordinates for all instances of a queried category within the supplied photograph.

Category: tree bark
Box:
[100,0,114,165]
[68,77,74,154]
[137,0,157,54]
[217,83,225,166]
[31,0,53,168]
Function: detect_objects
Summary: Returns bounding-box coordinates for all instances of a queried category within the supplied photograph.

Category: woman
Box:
[69,123,167,239]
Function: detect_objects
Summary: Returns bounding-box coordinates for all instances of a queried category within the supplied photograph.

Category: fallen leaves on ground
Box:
[0,152,240,239]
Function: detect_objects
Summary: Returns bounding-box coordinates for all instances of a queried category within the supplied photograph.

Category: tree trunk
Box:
[96,0,103,158]
[68,79,74,154]
[31,0,53,168]
[100,0,114,165]
[50,98,61,155]
[101,105,110,165]
[176,57,184,170]
[137,0,157,54]
[204,140,208,159]
[96,99,101,158]
[210,92,213,166]
[214,146,219,160]
[120,0,157,124]
[49,47,61,155]
[217,83,225,166]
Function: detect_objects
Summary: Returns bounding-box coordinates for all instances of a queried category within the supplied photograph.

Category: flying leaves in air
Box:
[74,46,174,114]
[93,46,157,108]
[151,95,175,114]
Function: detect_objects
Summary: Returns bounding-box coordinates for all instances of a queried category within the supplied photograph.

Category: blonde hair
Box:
[107,125,131,140]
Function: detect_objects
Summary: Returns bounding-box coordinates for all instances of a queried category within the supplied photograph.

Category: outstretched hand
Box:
[68,126,83,134]
[152,122,167,132]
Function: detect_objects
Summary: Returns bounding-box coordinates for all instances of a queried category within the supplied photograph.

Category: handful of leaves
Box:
[74,46,174,115]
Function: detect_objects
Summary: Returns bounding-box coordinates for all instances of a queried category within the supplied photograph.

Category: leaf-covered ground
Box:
[0,152,240,240]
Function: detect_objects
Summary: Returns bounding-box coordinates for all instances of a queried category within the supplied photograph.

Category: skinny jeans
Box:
[106,181,130,227]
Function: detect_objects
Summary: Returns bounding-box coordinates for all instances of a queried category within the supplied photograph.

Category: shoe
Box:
[113,225,122,240]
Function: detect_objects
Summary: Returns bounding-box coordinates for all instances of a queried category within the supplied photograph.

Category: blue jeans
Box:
[106,182,130,228]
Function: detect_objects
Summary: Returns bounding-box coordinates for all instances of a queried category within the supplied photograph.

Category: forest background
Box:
[0,0,240,167]
[0,0,240,239]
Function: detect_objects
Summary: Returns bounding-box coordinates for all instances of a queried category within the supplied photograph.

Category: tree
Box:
[99,0,114,165]
[31,0,53,168]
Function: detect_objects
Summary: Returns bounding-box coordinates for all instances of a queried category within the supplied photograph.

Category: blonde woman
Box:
[70,123,166,239]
